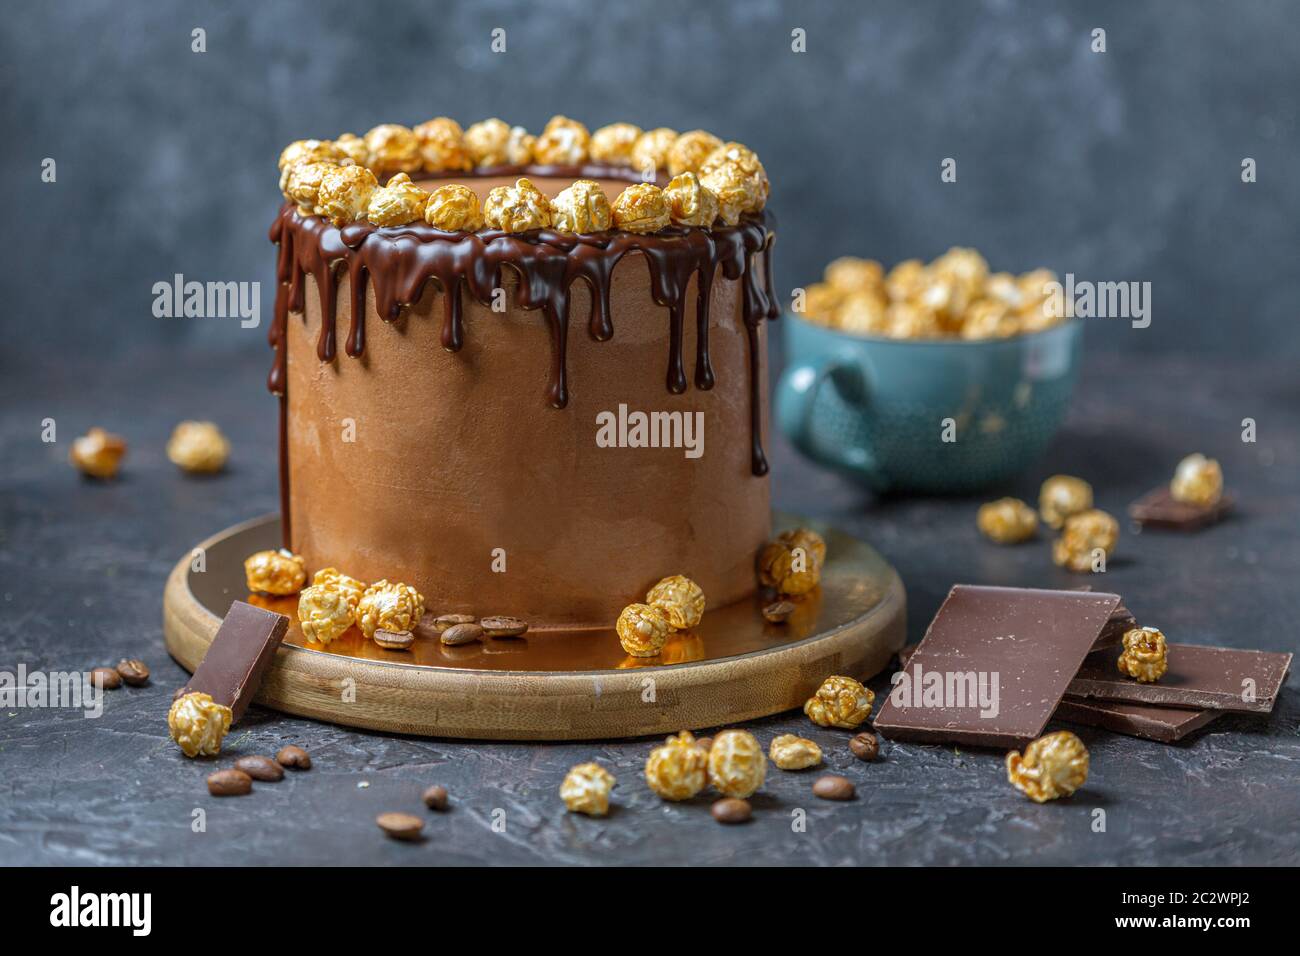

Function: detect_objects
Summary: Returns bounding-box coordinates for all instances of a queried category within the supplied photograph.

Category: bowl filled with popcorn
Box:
[775,248,1082,493]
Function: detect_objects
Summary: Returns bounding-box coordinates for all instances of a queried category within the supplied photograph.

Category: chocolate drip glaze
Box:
[269,172,777,542]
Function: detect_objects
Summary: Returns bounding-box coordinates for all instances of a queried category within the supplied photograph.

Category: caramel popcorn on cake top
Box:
[284,161,338,216]
[333,132,369,166]
[424,183,485,231]
[463,118,513,167]
[550,179,613,234]
[278,139,346,190]
[366,173,429,227]
[364,123,423,176]
[589,122,643,164]
[414,117,471,172]
[483,178,553,232]
[630,127,679,174]
[663,172,720,227]
[533,115,590,165]
[611,183,670,234]
[667,129,724,177]
[317,164,379,226]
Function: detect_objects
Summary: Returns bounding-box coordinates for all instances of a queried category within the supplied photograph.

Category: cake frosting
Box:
[270,120,777,629]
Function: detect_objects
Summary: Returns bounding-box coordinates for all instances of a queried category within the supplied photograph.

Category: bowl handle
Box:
[775,357,887,489]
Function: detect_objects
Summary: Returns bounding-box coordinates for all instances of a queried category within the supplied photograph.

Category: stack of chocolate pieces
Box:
[875,585,1291,746]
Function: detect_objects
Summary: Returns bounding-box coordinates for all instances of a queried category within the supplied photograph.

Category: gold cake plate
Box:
[163,513,905,741]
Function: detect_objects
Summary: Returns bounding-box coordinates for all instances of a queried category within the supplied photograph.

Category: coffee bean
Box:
[207,769,253,796]
[480,616,529,637]
[812,774,855,800]
[91,667,122,690]
[374,629,414,650]
[762,601,796,624]
[276,745,311,770]
[377,812,424,841]
[711,797,752,824]
[422,785,449,811]
[431,613,475,632]
[441,622,484,646]
[115,658,150,686]
[849,731,880,762]
[235,755,284,782]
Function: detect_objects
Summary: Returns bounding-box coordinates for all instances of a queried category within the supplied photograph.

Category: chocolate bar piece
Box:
[1129,486,1233,531]
[896,644,1212,742]
[1054,697,1220,743]
[184,600,289,722]
[1069,644,1292,714]
[874,585,1121,748]
[1094,602,1136,650]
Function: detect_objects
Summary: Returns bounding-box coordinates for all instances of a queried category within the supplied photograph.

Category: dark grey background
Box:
[3,0,1299,368]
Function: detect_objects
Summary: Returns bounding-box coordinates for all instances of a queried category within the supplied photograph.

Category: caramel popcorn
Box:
[483,177,553,232]
[1170,453,1223,507]
[413,117,471,172]
[645,574,706,630]
[667,129,724,176]
[165,420,230,473]
[757,527,826,595]
[244,548,306,596]
[297,584,355,645]
[700,163,756,226]
[316,164,379,226]
[960,300,1020,340]
[462,118,510,166]
[804,675,875,729]
[616,603,671,657]
[423,183,484,231]
[284,160,338,214]
[333,132,369,166]
[366,172,429,227]
[69,427,126,479]
[505,125,536,164]
[886,300,943,339]
[1117,626,1169,683]
[1006,731,1089,803]
[644,731,709,800]
[837,291,890,335]
[356,580,425,640]
[663,172,720,227]
[977,497,1038,544]
[699,142,769,215]
[885,259,928,301]
[590,122,642,164]
[707,729,766,798]
[825,256,884,292]
[630,127,679,173]
[533,115,590,165]
[1038,474,1094,529]
[611,183,670,233]
[768,734,823,770]
[363,123,422,176]
[311,567,366,611]
[550,179,612,234]
[278,139,346,190]
[168,691,232,758]
[1053,508,1119,573]
[560,762,615,816]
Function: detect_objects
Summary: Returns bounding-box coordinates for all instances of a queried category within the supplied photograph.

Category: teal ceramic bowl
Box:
[775,316,1084,493]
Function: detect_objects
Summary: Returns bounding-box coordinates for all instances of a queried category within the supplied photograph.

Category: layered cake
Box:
[270,117,778,628]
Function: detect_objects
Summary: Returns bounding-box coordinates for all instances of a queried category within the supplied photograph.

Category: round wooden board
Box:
[163,514,906,740]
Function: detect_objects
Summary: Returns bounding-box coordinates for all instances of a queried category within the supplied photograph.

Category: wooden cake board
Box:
[163,513,906,741]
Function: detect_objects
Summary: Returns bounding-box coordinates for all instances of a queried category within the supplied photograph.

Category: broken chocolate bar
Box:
[1069,644,1292,714]
[874,585,1121,748]
[896,643,1212,743]
[1129,486,1233,531]
[182,600,289,722]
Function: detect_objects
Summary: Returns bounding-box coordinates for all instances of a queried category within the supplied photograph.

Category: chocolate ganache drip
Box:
[268,167,778,538]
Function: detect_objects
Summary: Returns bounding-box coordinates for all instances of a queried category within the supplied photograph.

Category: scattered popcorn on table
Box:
[1117,626,1169,683]
[1170,453,1223,507]
[707,729,767,798]
[1006,731,1089,803]
[804,675,875,729]
[977,497,1038,544]
[645,731,709,801]
[769,734,823,770]
[1052,508,1119,573]
[70,427,127,479]
[166,421,230,473]
[1039,474,1094,529]
[168,691,232,758]
[560,762,615,817]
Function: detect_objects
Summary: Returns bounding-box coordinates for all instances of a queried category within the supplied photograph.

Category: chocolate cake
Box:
[270,117,778,628]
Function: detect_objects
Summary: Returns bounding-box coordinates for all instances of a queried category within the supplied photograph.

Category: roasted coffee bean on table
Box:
[812,774,856,800]
[234,755,285,782]
[377,812,425,841]
[711,797,752,824]
[276,745,311,769]
[115,658,150,686]
[480,616,529,637]
[90,667,122,690]
[207,769,253,797]
[422,785,449,811]
[441,622,484,646]
[849,731,880,762]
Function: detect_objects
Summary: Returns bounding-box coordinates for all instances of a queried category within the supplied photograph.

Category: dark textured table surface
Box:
[1,343,1296,866]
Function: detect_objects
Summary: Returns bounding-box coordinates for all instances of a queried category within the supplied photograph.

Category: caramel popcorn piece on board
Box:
[1117,626,1169,683]
[616,603,671,657]
[1006,731,1089,803]
[645,731,709,801]
[168,691,232,758]
[69,427,127,479]
[310,567,366,611]
[356,580,425,640]
[560,762,615,817]
[645,574,706,630]
[757,528,826,595]
[297,584,355,646]
[804,675,874,729]
[244,549,306,596]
